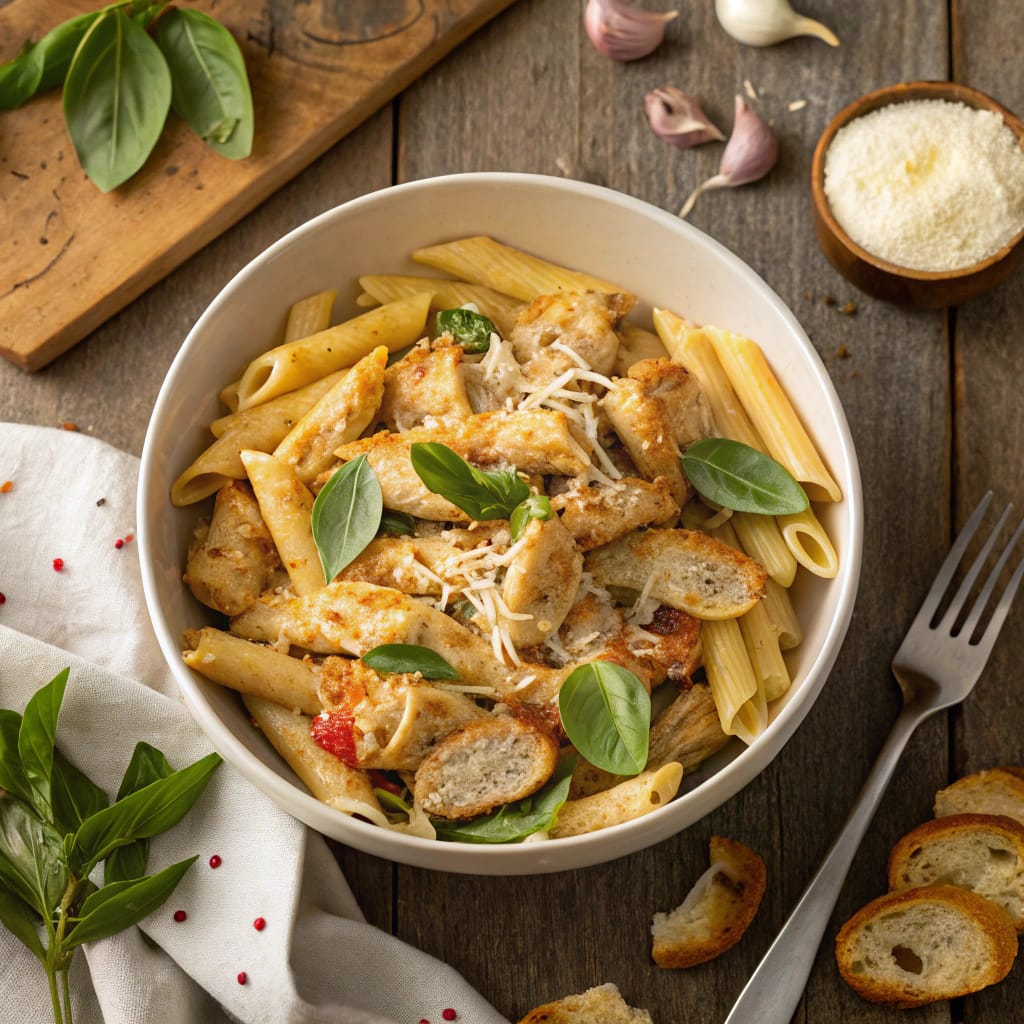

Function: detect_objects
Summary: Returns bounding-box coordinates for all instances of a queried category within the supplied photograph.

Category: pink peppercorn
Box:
[173,910,187,923]
[237,972,247,986]
[209,854,222,868]
[114,538,124,549]
[0,593,6,605]
[253,917,266,931]
[442,1011,457,1021]
[52,558,64,571]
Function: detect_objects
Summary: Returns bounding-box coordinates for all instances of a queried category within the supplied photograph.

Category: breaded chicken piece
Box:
[380,339,474,432]
[551,476,679,550]
[627,357,714,449]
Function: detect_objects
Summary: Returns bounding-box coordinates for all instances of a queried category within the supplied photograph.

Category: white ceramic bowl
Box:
[139,172,863,875]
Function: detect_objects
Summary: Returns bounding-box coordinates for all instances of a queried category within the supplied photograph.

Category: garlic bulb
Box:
[679,96,779,218]
[715,0,839,47]
[584,0,679,62]
[644,87,725,148]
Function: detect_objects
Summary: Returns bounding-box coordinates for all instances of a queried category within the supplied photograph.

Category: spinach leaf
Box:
[509,494,553,541]
[410,442,530,521]
[66,856,197,947]
[362,644,460,681]
[681,437,809,516]
[18,667,68,819]
[432,755,576,844]
[155,8,253,159]
[558,662,650,776]
[0,880,45,962]
[311,455,383,583]
[0,796,67,916]
[436,308,496,353]
[63,11,172,193]
[0,710,31,804]
[49,749,109,838]
[69,752,220,876]
[379,510,415,536]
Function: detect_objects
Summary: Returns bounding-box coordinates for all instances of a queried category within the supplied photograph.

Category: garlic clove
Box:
[678,96,779,218]
[584,0,679,62]
[644,87,726,148]
[714,0,839,48]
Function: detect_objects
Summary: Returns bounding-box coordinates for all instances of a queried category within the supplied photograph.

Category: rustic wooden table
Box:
[2,2,1022,1021]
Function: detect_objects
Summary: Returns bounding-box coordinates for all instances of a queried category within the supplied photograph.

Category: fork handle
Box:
[723,705,927,1024]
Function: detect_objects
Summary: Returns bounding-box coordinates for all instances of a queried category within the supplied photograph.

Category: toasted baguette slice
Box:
[517,982,653,1024]
[651,835,766,968]
[934,767,1024,826]
[412,715,559,819]
[835,884,1018,1008]
[887,813,1024,930]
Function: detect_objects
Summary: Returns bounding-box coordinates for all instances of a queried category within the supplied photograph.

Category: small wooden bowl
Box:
[811,81,1024,308]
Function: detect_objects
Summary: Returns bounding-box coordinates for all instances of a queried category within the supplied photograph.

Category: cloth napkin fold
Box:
[0,423,511,1024]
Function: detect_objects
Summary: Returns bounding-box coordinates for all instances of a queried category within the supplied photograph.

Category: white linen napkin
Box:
[0,423,511,1024]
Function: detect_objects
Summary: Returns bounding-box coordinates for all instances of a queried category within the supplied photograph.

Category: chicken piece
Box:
[646,683,729,773]
[551,476,680,551]
[627,357,714,449]
[613,324,670,375]
[601,377,689,509]
[335,409,589,487]
[586,529,767,620]
[380,339,474,432]
[184,481,281,615]
[501,516,583,647]
[460,338,527,413]
[229,581,559,701]
[510,291,635,379]
[640,605,702,683]
[318,656,486,771]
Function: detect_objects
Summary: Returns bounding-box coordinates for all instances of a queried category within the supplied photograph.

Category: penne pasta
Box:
[777,507,840,579]
[284,289,336,343]
[171,371,345,505]
[358,274,524,338]
[763,578,802,650]
[183,627,321,715]
[701,618,768,744]
[550,763,683,838]
[704,325,842,503]
[613,323,671,375]
[235,293,432,412]
[219,379,241,414]
[731,511,798,589]
[412,236,624,301]
[240,450,323,596]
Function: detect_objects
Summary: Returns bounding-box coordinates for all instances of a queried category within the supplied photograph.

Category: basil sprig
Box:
[311,455,383,583]
[0,2,253,192]
[362,644,460,681]
[509,494,553,541]
[681,437,809,516]
[558,662,651,776]
[0,669,219,1024]
[436,308,497,353]
[432,754,577,844]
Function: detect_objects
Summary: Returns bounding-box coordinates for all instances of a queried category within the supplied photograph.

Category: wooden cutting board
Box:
[0,0,516,371]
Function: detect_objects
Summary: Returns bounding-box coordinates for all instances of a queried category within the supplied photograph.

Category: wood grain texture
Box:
[0,0,515,370]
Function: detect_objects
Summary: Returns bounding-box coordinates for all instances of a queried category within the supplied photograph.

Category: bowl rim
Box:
[138,170,864,874]
[811,80,1024,282]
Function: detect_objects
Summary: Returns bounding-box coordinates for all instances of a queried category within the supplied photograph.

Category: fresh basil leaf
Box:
[410,442,530,521]
[436,308,496,353]
[63,11,172,193]
[49,749,109,838]
[311,455,383,583]
[362,644,460,681]
[379,510,415,536]
[433,755,576,844]
[509,494,553,542]
[155,8,253,159]
[681,437,809,516]
[65,856,197,948]
[69,753,220,876]
[105,742,173,885]
[0,710,31,804]
[18,666,68,818]
[0,795,67,916]
[558,662,650,776]
[0,45,43,110]
[373,788,412,816]
[0,879,45,963]
[36,11,103,92]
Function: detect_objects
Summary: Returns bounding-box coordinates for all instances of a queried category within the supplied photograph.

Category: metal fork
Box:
[724,491,1024,1024]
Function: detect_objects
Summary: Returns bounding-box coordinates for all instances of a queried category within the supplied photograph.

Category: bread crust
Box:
[517,982,652,1024]
[835,884,1018,1008]
[934,767,1024,825]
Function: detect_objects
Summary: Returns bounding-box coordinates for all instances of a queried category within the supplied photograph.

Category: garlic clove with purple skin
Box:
[679,95,779,218]
[644,87,726,148]
[584,0,679,62]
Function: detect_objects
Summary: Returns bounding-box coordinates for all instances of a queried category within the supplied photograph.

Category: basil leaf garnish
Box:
[311,455,383,583]
[63,11,172,193]
[0,46,43,111]
[432,754,576,844]
[374,788,412,816]
[437,308,496,353]
[379,510,415,536]
[410,442,530,521]
[18,667,68,819]
[49,750,109,838]
[0,710,31,805]
[0,797,67,916]
[362,644,460,680]
[681,437,809,516]
[155,8,254,159]
[558,662,650,776]
[0,882,45,962]
[509,494,553,541]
